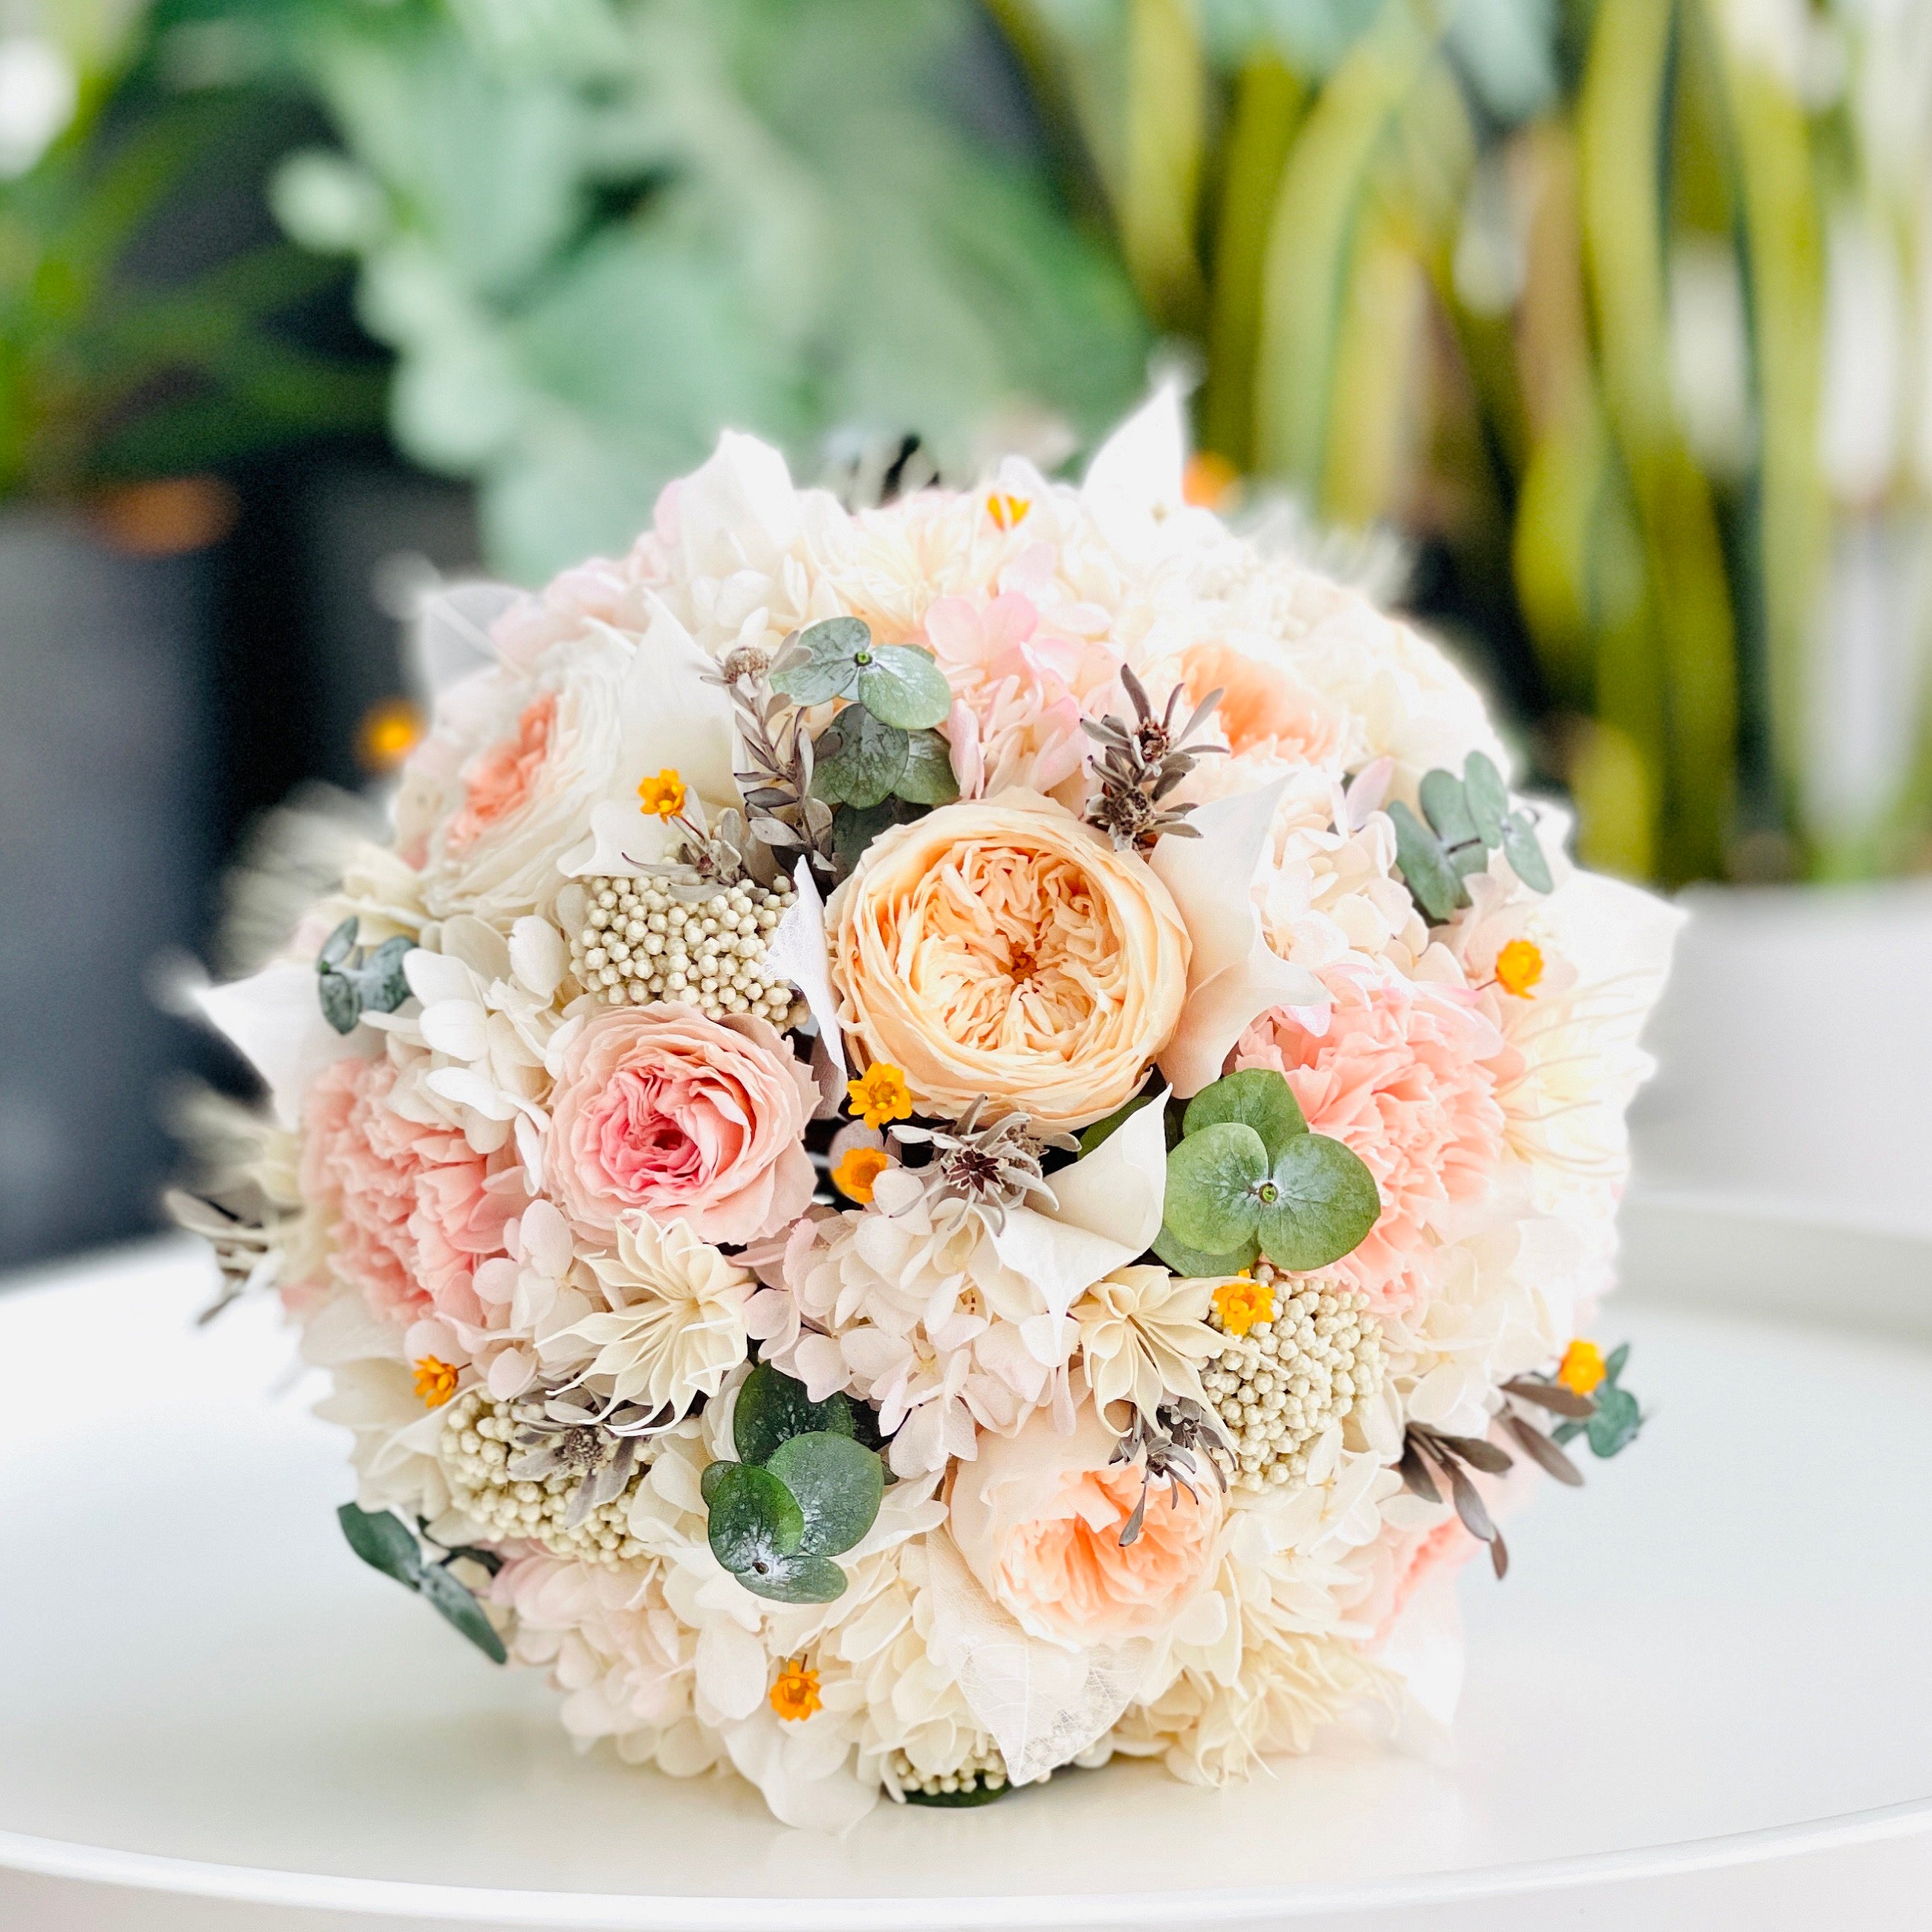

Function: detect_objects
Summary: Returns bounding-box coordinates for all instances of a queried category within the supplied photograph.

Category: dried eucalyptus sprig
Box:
[637,805,753,902]
[1082,666,1226,851]
[1400,1422,1515,1578]
[704,647,837,886]
[889,1098,1078,1228]
[1111,1397,1232,1546]
[164,1189,287,1324]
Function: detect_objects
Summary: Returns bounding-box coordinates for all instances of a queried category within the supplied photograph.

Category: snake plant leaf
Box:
[855,644,953,731]
[1255,1132,1381,1271]
[765,1431,884,1558]
[733,1361,857,1467]
[1181,1068,1307,1162]
[1162,1120,1270,1254]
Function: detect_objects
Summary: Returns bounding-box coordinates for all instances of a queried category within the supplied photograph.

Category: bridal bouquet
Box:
[181,392,1676,1829]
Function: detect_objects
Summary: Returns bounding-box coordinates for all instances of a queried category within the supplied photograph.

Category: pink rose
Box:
[947,1402,1223,1649]
[300,1054,521,1326]
[547,1006,816,1246]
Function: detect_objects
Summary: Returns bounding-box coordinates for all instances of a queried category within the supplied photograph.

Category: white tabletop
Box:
[1,1208,1928,1930]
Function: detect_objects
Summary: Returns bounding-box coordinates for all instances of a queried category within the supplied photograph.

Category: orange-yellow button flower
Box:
[769,1658,821,1722]
[1495,938,1545,999]
[637,767,686,819]
[1557,1338,1607,1396]
[831,1144,890,1204]
[412,1355,459,1407]
[1212,1272,1275,1338]
[846,1062,912,1131]
[827,794,1190,1131]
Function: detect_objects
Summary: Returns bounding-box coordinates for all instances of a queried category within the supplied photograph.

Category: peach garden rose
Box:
[546,1005,816,1246]
[826,791,1190,1131]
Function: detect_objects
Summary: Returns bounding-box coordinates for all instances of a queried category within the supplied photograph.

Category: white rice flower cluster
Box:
[568,874,796,1023]
[437,1390,647,1566]
[886,1740,1009,1801]
[1202,1271,1385,1494]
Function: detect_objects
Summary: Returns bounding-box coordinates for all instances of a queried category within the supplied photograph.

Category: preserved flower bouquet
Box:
[180,392,1676,1829]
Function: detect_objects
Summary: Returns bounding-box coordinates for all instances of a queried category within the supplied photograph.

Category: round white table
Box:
[1,1199,1928,1930]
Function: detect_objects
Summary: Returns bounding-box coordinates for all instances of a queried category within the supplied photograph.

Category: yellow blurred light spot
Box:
[832,1145,890,1204]
[638,768,686,819]
[769,1657,821,1722]
[1183,451,1241,510]
[1213,1271,1276,1338]
[846,1063,912,1130]
[1494,939,1545,999]
[412,1356,460,1407]
[357,697,424,774]
[1557,1339,1606,1397]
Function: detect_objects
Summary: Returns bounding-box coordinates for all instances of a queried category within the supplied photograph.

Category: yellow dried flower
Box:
[831,1145,890,1204]
[1557,1338,1607,1396]
[1211,1272,1276,1339]
[846,1062,913,1130]
[769,1657,821,1722]
[412,1355,460,1408]
[637,768,686,819]
[986,491,1031,531]
[1495,939,1545,999]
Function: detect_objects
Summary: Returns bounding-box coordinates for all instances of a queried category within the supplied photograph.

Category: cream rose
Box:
[827,791,1190,1130]
[947,1401,1223,1650]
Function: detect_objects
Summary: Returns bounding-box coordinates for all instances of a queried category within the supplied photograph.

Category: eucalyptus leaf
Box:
[1585,1386,1642,1459]
[319,917,358,967]
[1388,800,1466,924]
[317,970,362,1036]
[894,727,960,805]
[855,643,953,730]
[1604,1342,1630,1384]
[771,617,868,705]
[416,1557,508,1664]
[1078,1093,1156,1157]
[733,1361,857,1466]
[765,1430,884,1557]
[1151,1222,1259,1277]
[338,1503,423,1586]
[1254,1132,1381,1271]
[704,1461,805,1580]
[812,709,910,809]
[1419,767,1478,849]
[699,1459,733,1508]
[1463,751,1508,846]
[832,799,907,871]
[733,1551,849,1604]
[1502,810,1555,892]
[1162,1121,1268,1254]
[351,936,413,1014]
[1503,1413,1584,1487]
[1181,1069,1307,1163]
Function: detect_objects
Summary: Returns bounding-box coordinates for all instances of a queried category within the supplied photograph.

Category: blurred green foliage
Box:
[159,0,1149,581]
[0,2,380,503]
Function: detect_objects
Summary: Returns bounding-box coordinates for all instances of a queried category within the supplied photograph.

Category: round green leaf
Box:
[699,1458,733,1508]
[1182,1069,1306,1162]
[812,708,910,808]
[735,1552,849,1604]
[319,917,358,967]
[1255,1132,1381,1271]
[337,1503,424,1587]
[704,1461,805,1581]
[1078,1093,1156,1157]
[317,970,363,1036]
[1388,800,1467,924]
[1586,1385,1642,1459]
[1419,768,1477,849]
[855,643,953,730]
[765,1431,884,1557]
[733,1361,856,1467]
[1462,751,1508,846]
[1162,1121,1268,1254]
[771,617,868,705]
[894,727,960,805]
[1151,1222,1259,1278]
[1502,810,1555,893]
[416,1559,508,1664]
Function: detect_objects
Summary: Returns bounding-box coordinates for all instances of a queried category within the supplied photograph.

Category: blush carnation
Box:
[1234,971,1511,1312]
[299,1053,517,1327]
[547,1006,817,1245]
